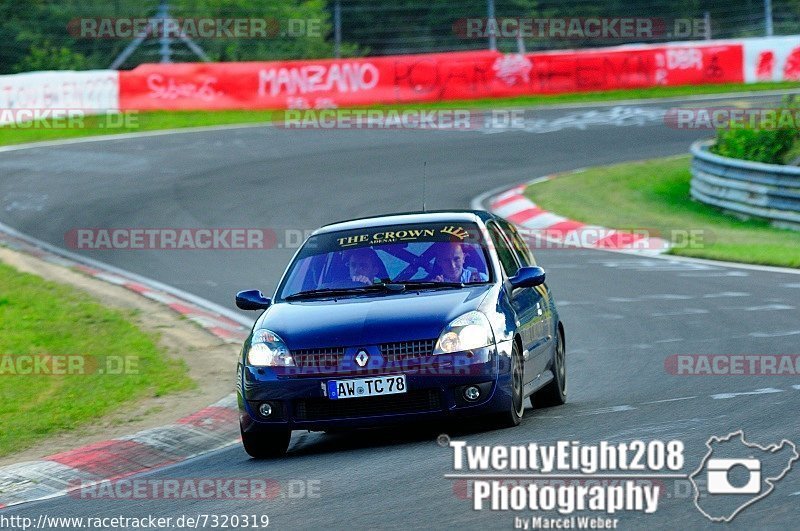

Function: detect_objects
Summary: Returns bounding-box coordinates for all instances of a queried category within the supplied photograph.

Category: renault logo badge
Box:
[355,350,369,367]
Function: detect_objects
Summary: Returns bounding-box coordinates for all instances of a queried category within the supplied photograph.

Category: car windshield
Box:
[277,222,492,299]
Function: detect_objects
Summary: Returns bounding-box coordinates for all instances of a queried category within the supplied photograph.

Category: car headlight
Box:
[247,329,295,367]
[433,311,494,354]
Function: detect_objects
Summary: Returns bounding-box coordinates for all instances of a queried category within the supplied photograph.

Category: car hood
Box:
[256,286,493,349]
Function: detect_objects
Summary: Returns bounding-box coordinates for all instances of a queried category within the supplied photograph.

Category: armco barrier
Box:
[690,139,800,230]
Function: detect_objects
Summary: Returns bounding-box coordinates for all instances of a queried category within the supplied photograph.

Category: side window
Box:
[487,222,519,277]
[498,219,536,267]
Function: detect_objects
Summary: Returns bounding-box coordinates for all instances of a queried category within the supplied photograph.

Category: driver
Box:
[430,242,488,283]
[344,248,382,285]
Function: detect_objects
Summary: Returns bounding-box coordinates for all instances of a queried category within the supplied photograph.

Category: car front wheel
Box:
[495,342,524,428]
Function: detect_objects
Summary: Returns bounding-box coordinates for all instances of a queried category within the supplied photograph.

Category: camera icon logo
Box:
[690,430,798,522]
[706,458,761,495]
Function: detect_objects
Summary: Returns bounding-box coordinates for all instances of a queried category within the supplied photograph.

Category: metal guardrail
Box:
[690,139,800,230]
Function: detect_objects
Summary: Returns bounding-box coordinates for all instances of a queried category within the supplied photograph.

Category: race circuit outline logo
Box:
[689,430,798,522]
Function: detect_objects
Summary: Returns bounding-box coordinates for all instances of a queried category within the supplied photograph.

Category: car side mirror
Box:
[509,266,546,289]
[235,290,271,310]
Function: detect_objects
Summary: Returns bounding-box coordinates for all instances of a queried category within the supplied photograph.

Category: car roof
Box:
[313,210,497,235]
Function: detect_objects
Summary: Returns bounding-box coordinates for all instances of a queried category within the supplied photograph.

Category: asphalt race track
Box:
[1,94,799,529]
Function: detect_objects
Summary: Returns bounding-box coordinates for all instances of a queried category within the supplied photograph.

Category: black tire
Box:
[532,326,566,409]
[241,427,291,459]
[495,342,525,428]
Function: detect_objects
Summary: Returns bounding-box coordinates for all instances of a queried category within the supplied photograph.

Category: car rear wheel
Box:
[532,326,566,408]
[495,342,524,428]
[240,427,291,459]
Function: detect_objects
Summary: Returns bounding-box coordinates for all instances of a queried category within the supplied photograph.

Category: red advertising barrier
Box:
[119,44,743,111]
[742,35,800,82]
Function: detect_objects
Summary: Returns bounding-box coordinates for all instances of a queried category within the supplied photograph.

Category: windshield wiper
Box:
[284,282,405,300]
[395,280,465,289]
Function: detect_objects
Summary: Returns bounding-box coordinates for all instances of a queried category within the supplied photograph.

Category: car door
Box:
[487,221,540,384]
[495,220,553,382]
[498,219,554,327]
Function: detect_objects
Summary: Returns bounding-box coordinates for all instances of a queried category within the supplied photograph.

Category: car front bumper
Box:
[238,340,514,433]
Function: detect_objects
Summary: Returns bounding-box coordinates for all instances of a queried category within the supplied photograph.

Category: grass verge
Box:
[1,81,798,147]
[524,155,800,268]
[0,261,194,457]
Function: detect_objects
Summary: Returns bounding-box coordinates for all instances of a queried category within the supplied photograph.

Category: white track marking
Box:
[576,405,635,416]
[678,271,750,278]
[711,388,784,400]
[749,330,800,338]
[642,396,697,404]
[0,122,276,154]
[609,294,694,302]
[554,385,798,419]
[721,304,795,312]
[651,308,709,317]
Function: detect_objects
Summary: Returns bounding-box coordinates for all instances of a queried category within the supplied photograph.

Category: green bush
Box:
[710,95,800,165]
[712,127,798,164]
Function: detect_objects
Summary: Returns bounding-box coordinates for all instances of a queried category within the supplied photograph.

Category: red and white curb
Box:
[0,223,250,508]
[0,396,239,508]
[484,177,670,255]
[476,175,800,275]
[74,264,246,342]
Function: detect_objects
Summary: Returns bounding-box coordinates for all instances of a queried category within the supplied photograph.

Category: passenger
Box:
[430,242,488,283]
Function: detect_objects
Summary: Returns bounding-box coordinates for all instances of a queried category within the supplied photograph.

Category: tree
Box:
[336,0,538,55]
[0,0,356,74]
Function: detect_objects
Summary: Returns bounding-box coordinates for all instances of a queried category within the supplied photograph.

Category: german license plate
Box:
[327,375,406,400]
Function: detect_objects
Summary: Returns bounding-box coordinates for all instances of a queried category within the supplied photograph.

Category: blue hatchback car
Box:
[235,211,566,457]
